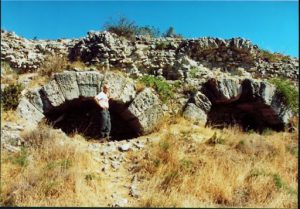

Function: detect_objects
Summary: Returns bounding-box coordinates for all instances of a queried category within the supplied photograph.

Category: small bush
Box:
[104,16,160,40]
[269,77,299,114]
[189,67,199,78]
[1,83,24,111]
[138,75,174,102]
[104,16,137,39]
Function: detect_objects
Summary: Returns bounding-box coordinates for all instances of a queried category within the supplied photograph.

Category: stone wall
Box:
[1,30,298,82]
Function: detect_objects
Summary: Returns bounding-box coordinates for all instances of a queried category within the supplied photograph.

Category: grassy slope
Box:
[0,118,298,207]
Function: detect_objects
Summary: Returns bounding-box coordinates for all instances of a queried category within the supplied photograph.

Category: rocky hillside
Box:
[1,30,298,81]
[1,30,298,136]
[1,29,298,208]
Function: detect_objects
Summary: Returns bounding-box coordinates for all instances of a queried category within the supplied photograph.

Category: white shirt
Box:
[95,92,109,109]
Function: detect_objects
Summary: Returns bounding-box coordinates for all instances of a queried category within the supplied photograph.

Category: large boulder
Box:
[183,103,207,124]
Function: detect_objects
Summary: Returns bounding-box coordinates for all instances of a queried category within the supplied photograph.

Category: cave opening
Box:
[206,102,284,133]
[44,98,140,141]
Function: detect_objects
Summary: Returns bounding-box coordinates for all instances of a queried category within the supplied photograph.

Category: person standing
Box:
[94,84,111,139]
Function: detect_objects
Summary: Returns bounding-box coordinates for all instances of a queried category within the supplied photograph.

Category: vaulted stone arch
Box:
[17,70,163,139]
[183,76,293,132]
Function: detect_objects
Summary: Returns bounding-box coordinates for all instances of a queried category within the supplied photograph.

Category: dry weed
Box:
[0,123,106,207]
[129,117,298,208]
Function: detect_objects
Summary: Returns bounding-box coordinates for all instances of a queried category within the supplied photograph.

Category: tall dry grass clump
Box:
[38,54,68,78]
[0,123,105,207]
[129,118,298,208]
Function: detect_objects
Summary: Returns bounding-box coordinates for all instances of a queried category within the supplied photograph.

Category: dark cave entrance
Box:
[206,102,284,133]
[44,98,140,140]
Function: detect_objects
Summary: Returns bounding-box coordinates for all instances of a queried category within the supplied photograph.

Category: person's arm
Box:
[94,96,102,108]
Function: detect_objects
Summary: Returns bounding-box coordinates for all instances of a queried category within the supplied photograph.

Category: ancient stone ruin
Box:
[16,71,163,140]
[2,29,296,138]
[183,76,293,132]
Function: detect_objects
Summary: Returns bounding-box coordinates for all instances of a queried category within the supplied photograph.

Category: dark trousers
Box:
[100,109,111,138]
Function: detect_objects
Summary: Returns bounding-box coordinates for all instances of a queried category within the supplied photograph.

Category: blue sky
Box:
[1,1,299,57]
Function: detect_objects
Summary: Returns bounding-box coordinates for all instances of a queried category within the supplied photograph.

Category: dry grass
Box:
[1,109,21,123]
[1,116,298,207]
[27,76,48,89]
[129,117,298,208]
[38,54,69,78]
[0,123,107,207]
[1,74,19,86]
[135,81,146,93]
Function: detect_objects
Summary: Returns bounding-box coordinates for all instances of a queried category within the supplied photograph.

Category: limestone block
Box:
[102,72,127,100]
[76,71,103,97]
[55,71,80,100]
[16,98,45,125]
[202,77,242,103]
[41,80,65,107]
[25,88,44,113]
[126,88,160,119]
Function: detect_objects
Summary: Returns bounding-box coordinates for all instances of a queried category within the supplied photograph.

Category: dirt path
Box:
[82,135,160,207]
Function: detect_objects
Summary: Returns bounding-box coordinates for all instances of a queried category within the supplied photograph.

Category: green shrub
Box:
[9,147,29,167]
[104,16,160,39]
[1,83,24,111]
[189,67,199,78]
[269,77,299,114]
[104,16,137,39]
[138,75,174,103]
